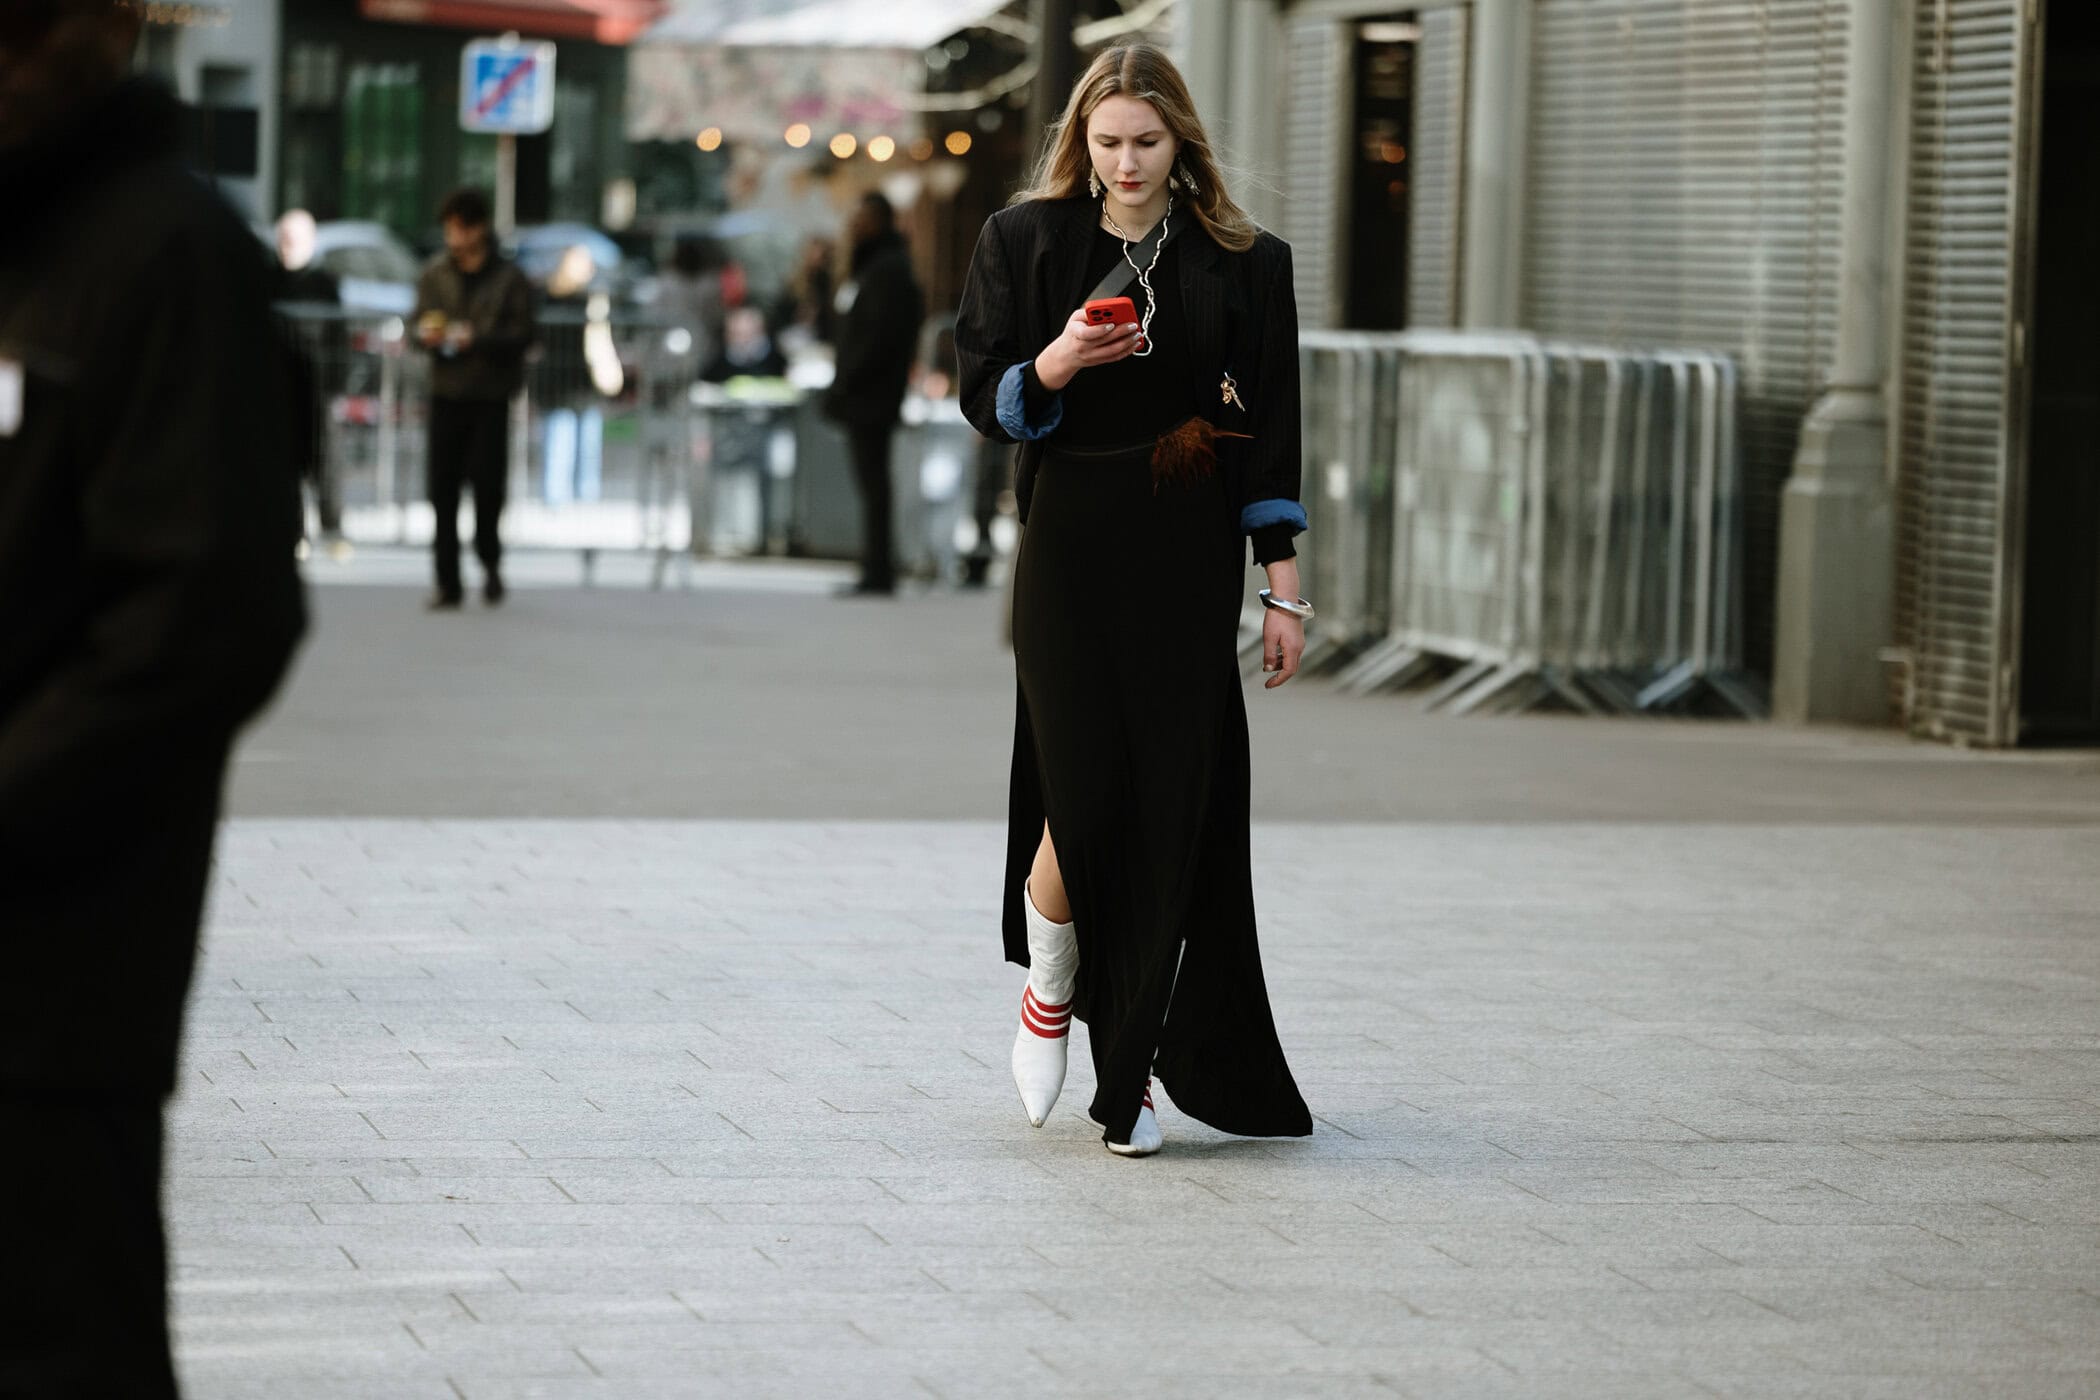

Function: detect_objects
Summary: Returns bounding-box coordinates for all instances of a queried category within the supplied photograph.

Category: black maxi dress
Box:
[977,221,1314,1147]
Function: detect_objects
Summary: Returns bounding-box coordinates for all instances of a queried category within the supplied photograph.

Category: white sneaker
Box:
[1011,884,1076,1128]
[1105,1081,1164,1157]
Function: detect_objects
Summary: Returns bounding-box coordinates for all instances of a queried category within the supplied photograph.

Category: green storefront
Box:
[278,0,638,241]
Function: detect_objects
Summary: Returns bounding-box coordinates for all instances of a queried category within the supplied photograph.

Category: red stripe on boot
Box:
[1020,987,1070,1039]
[1023,985,1070,1016]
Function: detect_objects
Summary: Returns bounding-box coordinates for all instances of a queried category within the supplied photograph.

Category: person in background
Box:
[535,243,604,506]
[823,193,924,597]
[274,207,348,557]
[702,304,788,384]
[0,2,307,1391]
[776,234,838,348]
[411,186,534,609]
[275,207,337,304]
[655,234,727,374]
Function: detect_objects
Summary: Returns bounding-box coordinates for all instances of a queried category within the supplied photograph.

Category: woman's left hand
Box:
[1261,609,1304,689]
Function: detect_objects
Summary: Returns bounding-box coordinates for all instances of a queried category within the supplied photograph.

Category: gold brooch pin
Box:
[1220,372,1245,411]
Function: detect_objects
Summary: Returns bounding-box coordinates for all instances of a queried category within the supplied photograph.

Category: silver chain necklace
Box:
[1101,195,1171,358]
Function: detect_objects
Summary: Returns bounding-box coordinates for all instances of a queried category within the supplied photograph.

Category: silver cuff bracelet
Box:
[1258,589,1316,622]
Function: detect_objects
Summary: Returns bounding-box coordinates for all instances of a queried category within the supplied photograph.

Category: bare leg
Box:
[1028,821,1071,923]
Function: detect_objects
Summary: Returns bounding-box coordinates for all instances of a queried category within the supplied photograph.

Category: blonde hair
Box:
[1012,43,1260,255]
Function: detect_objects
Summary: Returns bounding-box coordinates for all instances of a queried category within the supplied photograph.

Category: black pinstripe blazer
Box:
[953,195,1304,547]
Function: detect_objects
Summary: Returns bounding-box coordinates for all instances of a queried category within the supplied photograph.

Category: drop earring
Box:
[1088,169,1101,198]
[1168,172,1179,191]
[1176,162,1199,195]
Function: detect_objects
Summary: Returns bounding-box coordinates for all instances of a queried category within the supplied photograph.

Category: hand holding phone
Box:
[1040,301,1143,390]
[1084,296,1145,353]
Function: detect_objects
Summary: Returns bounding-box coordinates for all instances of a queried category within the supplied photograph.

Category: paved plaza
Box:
[172,560,2100,1398]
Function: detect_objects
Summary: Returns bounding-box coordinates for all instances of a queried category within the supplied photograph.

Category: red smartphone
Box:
[1083,296,1144,351]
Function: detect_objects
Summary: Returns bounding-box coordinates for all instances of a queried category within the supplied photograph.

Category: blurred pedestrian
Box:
[534,243,604,505]
[701,304,788,384]
[822,193,923,597]
[0,3,307,1392]
[954,43,1313,1156]
[776,233,837,347]
[411,186,534,609]
[818,193,919,596]
[274,207,349,556]
[656,234,727,372]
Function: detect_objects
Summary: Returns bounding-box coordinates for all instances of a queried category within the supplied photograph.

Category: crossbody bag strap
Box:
[1085,212,1174,303]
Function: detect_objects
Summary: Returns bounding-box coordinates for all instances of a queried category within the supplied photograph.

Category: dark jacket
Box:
[824,230,924,428]
[0,79,307,1093]
[953,196,1305,560]
[412,250,536,402]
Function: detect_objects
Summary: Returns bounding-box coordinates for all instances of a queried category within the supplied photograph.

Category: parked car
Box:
[310,220,420,315]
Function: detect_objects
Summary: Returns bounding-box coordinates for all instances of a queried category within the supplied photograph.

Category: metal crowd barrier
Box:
[278,304,701,575]
[279,306,995,585]
[1299,330,1761,717]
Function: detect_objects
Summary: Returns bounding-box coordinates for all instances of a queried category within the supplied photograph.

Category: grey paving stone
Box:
[162,818,2100,1398]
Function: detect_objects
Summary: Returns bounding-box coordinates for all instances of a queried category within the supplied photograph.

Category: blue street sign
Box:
[459,38,556,135]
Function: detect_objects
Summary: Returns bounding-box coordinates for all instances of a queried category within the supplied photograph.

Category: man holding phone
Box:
[410,187,535,610]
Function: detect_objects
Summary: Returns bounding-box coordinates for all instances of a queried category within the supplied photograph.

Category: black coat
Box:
[824,231,924,428]
[413,251,537,402]
[0,79,307,1094]
[953,196,1304,542]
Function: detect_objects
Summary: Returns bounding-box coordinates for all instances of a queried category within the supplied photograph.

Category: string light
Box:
[124,1,231,26]
[696,127,722,152]
[944,131,972,156]
[830,133,858,158]
[868,136,896,162]
[784,123,812,148]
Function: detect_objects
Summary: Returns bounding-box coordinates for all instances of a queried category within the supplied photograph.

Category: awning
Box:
[628,0,1014,144]
[627,43,925,144]
[360,0,668,45]
[649,0,1010,50]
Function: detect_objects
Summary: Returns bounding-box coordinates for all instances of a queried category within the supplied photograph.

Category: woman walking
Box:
[955,43,1315,1156]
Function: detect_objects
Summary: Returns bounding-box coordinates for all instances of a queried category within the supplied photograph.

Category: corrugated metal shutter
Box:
[1520,0,1849,676]
[1894,1,2028,745]
[1407,5,1469,330]
[1279,18,1349,330]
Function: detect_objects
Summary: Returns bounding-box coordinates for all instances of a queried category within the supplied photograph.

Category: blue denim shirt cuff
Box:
[995,362,1062,440]
[1240,498,1308,534]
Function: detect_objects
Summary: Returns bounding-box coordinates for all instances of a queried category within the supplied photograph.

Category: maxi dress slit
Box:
[998,229,1312,1147]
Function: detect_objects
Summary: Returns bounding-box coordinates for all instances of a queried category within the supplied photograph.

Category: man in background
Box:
[275,207,348,557]
[823,192,924,597]
[411,186,534,609]
[0,1,308,1391]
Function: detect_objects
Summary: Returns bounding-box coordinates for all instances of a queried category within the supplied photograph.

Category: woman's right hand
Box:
[1035,306,1142,391]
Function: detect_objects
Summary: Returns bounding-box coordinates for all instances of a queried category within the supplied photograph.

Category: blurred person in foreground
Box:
[0,2,307,1392]
[275,207,349,557]
[822,192,923,597]
[954,43,1312,1156]
[411,186,534,609]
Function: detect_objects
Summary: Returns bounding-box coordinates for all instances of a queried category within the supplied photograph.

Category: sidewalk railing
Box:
[1300,331,1762,717]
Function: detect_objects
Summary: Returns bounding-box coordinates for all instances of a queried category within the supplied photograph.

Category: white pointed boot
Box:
[1105,1079,1164,1157]
[1011,883,1077,1127]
